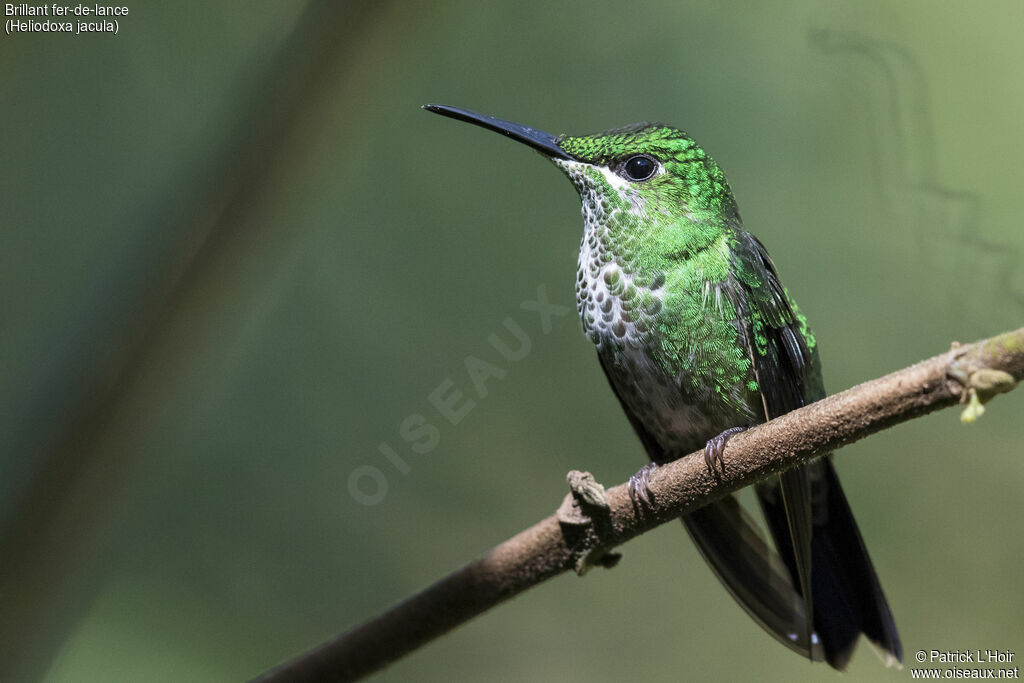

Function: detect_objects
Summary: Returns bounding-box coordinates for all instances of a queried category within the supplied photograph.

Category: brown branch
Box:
[253,326,1024,683]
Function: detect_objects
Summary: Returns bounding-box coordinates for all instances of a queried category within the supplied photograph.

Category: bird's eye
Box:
[620,155,658,182]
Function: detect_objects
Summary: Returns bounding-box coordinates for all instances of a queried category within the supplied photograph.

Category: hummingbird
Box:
[423,104,902,670]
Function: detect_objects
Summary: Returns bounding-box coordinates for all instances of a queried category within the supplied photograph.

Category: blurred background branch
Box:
[0,2,394,680]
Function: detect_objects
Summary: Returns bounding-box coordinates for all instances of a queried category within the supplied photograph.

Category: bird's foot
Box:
[704,426,747,472]
[628,462,658,508]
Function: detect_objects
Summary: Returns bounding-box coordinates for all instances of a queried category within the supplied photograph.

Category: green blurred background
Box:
[2,1,1022,681]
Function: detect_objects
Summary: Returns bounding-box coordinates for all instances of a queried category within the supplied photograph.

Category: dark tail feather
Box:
[683,495,824,661]
[758,458,902,670]
[777,466,815,657]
